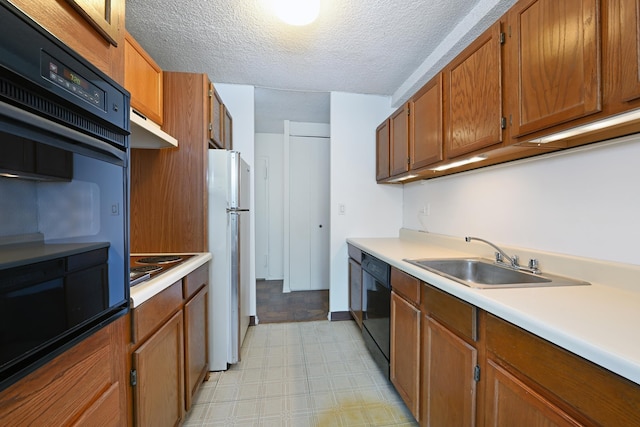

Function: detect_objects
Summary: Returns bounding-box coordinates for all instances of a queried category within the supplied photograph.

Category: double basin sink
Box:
[404,258,590,289]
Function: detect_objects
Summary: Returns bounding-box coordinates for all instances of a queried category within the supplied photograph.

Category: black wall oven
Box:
[0,0,130,390]
[361,252,391,379]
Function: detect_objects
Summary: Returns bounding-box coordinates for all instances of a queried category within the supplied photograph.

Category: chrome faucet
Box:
[465,236,540,274]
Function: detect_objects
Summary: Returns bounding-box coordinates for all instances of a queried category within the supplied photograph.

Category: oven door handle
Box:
[0,101,126,164]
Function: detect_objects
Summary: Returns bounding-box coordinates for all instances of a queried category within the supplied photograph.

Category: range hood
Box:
[129,108,178,149]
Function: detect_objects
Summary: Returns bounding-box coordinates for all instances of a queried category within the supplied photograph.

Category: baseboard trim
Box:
[330,311,352,321]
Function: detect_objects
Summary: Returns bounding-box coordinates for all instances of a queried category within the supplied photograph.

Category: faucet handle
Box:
[512,255,520,267]
[528,258,539,272]
[495,251,503,263]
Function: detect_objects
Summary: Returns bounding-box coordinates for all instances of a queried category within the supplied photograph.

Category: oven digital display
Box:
[63,68,89,91]
[41,51,105,110]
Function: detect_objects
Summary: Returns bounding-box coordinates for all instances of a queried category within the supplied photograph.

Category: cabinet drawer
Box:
[391,267,420,306]
[486,314,640,426]
[133,281,182,344]
[347,244,362,262]
[183,264,208,300]
[421,284,477,341]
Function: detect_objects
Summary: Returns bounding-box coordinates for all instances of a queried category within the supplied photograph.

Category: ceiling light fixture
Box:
[430,155,488,172]
[271,0,320,26]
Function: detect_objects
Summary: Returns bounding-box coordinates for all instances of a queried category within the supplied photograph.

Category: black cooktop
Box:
[136,255,183,265]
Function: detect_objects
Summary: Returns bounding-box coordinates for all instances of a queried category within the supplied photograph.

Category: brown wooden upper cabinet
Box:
[222,104,233,150]
[602,0,640,117]
[410,74,444,169]
[376,119,391,181]
[209,83,224,148]
[444,21,504,159]
[65,0,123,46]
[615,0,640,103]
[507,0,601,138]
[390,103,411,176]
[124,31,164,125]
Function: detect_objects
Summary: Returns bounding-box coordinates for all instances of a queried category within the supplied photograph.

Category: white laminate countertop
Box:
[129,252,212,307]
[348,229,640,386]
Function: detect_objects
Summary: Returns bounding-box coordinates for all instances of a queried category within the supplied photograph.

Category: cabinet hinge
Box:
[407,157,411,165]
[208,89,213,98]
[407,107,410,116]
[501,117,507,129]
[208,122,213,131]
[474,365,481,382]
[499,32,506,45]
[130,369,137,386]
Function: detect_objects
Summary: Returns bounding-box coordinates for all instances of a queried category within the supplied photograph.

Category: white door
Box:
[289,136,330,291]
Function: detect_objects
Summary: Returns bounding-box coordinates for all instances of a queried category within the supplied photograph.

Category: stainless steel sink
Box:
[404,258,590,289]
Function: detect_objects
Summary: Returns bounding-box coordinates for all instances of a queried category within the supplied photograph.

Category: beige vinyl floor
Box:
[184,320,418,426]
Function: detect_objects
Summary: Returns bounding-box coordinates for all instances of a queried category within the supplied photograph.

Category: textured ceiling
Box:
[125,0,517,133]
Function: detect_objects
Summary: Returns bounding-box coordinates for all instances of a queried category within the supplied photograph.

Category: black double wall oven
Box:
[0,0,130,390]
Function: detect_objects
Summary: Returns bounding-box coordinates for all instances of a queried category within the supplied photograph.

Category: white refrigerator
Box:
[208,150,251,371]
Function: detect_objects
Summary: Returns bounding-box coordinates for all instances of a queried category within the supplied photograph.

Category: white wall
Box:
[214,83,258,316]
[403,134,640,266]
[330,92,403,313]
[254,133,284,280]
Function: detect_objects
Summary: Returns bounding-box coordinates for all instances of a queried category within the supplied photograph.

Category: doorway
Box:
[254,121,330,323]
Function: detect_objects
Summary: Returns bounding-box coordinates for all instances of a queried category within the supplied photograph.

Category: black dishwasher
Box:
[361,252,391,379]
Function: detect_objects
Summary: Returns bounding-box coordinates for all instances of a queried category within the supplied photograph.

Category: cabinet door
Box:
[348,258,362,328]
[132,311,184,427]
[209,83,224,148]
[484,359,583,427]
[0,316,127,426]
[64,0,123,46]
[223,104,233,150]
[376,119,390,181]
[124,31,163,125]
[445,21,503,158]
[410,74,443,169]
[390,103,410,176]
[421,316,477,426]
[608,0,640,103]
[508,0,600,137]
[390,291,420,421]
[184,286,208,411]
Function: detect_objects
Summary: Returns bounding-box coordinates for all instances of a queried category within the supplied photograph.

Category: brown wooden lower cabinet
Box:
[129,264,210,426]
[484,359,582,426]
[485,314,640,426]
[132,310,185,427]
[0,315,128,426]
[184,285,208,410]
[379,269,640,427]
[421,315,477,427]
[390,290,420,420]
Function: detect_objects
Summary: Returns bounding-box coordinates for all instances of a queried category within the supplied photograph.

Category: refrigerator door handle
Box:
[227,208,250,213]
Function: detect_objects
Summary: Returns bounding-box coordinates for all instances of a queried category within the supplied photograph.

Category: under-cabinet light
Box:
[0,173,20,178]
[529,108,640,144]
[429,155,488,172]
[387,173,419,183]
